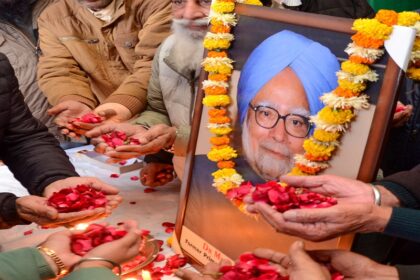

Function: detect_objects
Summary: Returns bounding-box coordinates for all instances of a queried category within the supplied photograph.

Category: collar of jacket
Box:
[163,44,203,82]
[32,0,55,30]
[70,0,126,29]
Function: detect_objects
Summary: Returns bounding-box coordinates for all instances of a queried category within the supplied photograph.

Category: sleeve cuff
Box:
[384,207,420,243]
[62,267,119,280]
[104,95,146,116]
[378,180,419,208]
[28,248,56,279]
[396,265,420,280]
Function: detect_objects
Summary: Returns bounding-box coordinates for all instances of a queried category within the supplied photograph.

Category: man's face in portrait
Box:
[242,67,311,180]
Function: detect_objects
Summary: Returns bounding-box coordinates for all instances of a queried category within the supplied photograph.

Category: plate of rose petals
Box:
[70,223,159,275]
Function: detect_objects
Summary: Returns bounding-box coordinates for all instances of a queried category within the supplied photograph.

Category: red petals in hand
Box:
[71,224,127,256]
[72,113,103,124]
[395,103,407,113]
[101,131,141,148]
[220,253,287,280]
[165,254,187,269]
[251,181,337,212]
[47,185,107,213]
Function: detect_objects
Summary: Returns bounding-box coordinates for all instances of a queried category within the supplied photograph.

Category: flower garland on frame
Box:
[202,4,420,210]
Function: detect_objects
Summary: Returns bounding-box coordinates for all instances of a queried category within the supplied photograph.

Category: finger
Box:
[307,250,335,263]
[48,103,68,115]
[253,248,288,266]
[94,143,110,154]
[105,150,140,160]
[279,175,327,190]
[60,128,70,135]
[283,208,334,223]
[87,177,119,194]
[175,269,214,280]
[289,241,316,268]
[97,109,117,119]
[72,121,99,131]
[85,124,118,138]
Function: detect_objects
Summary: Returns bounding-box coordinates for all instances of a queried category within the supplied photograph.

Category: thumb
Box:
[48,103,68,116]
[289,241,313,267]
[97,109,117,119]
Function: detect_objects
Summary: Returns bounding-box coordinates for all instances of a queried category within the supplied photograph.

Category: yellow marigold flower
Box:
[341,60,370,75]
[167,236,173,247]
[338,79,366,93]
[375,10,398,26]
[204,86,228,95]
[413,38,420,52]
[352,19,392,41]
[209,126,233,135]
[209,116,231,124]
[208,51,228,58]
[216,181,236,194]
[208,146,238,162]
[209,108,227,117]
[210,13,237,26]
[313,129,341,142]
[210,135,230,145]
[334,86,360,98]
[243,0,263,5]
[211,1,235,13]
[288,167,309,176]
[398,11,420,27]
[208,73,229,82]
[407,67,420,80]
[318,107,354,125]
[212,168,238,179]
[295,163,323,175]
[349,54,375,65]
[203,38,231,50]
[303,138,337,158]
[202,57,233,74]
[203,95,231,107]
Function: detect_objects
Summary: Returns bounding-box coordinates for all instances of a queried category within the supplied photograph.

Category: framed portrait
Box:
[175,4,404,265]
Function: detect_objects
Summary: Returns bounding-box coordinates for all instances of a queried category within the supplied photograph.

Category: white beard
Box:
[242,115,294,181]
[170,18,208,72]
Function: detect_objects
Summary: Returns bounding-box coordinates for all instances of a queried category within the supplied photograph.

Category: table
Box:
[0,146,188,279]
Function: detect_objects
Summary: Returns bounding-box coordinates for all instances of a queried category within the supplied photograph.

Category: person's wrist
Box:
[74,260,113,270]
[39,250,59,275]
[367,205,392,233]
[376,185,401,207]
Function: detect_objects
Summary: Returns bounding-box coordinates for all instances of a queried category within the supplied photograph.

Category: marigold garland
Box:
[201,3,420,211]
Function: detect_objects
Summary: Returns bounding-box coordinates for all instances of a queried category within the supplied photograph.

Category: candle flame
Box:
[141,270,152,280]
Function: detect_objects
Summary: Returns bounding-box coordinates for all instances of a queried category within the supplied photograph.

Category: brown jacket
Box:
[37,0,171,115]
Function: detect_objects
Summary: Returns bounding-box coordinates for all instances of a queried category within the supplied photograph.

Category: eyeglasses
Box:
[172,0,212,9]
[248,103,312,138]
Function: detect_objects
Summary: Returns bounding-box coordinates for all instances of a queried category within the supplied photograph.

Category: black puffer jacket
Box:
[291,0,375,19]
[0,53,78,227]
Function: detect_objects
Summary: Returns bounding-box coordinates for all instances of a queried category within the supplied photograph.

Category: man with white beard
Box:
[87,0,211,185]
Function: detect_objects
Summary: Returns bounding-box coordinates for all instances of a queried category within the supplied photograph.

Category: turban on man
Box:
[237,30,340,124]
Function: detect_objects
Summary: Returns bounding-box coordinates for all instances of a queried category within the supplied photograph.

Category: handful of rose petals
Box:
[72,113,103,124]
[71,224,127,256]
[101,131,141,148]
[227,181,337,213]
[47,185,107,213]
[219,253,287,280]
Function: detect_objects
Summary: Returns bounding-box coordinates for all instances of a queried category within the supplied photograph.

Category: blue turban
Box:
[237,30,340,124]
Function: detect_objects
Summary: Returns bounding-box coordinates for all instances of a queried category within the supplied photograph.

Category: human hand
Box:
[38,229,82,274]
[248,202,392,241]
[278,175,374,204]
[85,122,147,156]
[47,100,92,138]
[175,260,231,280]
[140,162,175,187]
[42,177,122,227]
[253,241,330,280]
[309,249,398,280]
[110,124,177,158]
[75,220,142,270]
[16,195,59,225]
[392,102,413,128]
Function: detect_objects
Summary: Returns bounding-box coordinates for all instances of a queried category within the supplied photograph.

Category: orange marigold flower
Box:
[210,135,230,146]
[352,33,384,49]
[304,153,331,162]
[204,86,228,95]
[212,144,229,150]
[217,160,235,169]
[207,51,228,58]
[334,87,360,98]
[208,73,229,82]
[295,163,322,175]
[209,116,231,124]
[208,108,227,118]
[375,10,398,26]
[210,25,231,34]
[349,55,375,65]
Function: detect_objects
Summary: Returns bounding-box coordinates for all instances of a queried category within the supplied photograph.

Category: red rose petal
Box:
[130,176,140,181]
[23,229,33,236]
[119,160,127,165]
[129,201,137,205]
[140,229,151,236]
[165,227,174,234]
[110,173,119,178]
[144,188,157,193]
[162,222,175,228]
[155,253,165,262]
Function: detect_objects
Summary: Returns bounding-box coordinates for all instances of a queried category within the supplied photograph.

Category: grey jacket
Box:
[135,34,202,177]
[0,0,57,137]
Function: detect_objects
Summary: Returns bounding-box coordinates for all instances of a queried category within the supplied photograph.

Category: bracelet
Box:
[371,184,382,206]
[37,246,68,276]
[72,257,122,276]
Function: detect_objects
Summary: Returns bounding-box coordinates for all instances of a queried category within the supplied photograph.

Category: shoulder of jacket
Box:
[39,0,73,22]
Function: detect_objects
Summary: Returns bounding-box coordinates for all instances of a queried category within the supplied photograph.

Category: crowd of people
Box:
[0,0,418,279]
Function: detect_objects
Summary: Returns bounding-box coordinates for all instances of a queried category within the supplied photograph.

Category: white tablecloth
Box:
[0,145,188,279]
